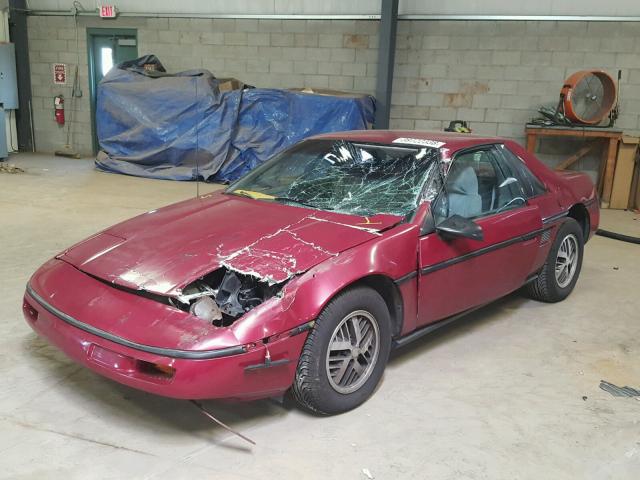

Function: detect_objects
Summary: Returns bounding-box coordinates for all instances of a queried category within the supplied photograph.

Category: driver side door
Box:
[417,145,544,326]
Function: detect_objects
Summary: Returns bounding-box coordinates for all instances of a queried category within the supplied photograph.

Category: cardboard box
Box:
[630,155,640,210]
[217,78,244,92]
[610,135,639,209]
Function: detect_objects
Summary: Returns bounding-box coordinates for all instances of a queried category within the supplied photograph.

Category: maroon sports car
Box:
[23,131,598,415]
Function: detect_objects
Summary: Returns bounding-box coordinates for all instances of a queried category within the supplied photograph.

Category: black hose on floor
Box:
[596,229,640,244]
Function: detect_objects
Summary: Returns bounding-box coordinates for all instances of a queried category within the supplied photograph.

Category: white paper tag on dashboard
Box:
[392,138,445,148]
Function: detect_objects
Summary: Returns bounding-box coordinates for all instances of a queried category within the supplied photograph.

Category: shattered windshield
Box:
[227,139,440,217]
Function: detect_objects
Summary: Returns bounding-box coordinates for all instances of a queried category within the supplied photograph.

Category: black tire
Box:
[291,286,392,415]
[526,218,584,303]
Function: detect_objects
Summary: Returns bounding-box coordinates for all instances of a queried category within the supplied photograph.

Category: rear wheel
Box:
[291,287,391,415]
[527,218,584,302]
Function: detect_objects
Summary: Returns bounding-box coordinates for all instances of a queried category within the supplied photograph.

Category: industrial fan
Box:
[536,69,619,127]
[562,70,618,125]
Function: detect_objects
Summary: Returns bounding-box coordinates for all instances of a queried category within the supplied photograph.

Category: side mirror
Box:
[436,214,484,241]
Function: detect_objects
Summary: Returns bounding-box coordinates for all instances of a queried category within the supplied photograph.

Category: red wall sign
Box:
[99,5,117,18]
[53,63,67,84]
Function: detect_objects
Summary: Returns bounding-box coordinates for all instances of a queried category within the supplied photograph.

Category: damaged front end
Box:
[171,268,285,326]
[24,258,312,401]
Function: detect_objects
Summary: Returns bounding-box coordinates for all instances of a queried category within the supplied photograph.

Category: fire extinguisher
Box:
[54,95,65,126]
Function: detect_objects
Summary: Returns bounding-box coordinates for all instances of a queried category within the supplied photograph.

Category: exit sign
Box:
[99,5,117,18]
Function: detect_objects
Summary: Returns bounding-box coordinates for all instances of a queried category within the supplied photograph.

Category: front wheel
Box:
[526,218,584,302]
[291,287,391,415]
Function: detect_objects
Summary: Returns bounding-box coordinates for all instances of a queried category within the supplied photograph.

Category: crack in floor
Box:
[1,416,157,457]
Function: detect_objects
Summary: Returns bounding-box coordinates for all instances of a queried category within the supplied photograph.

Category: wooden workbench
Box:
[525,125,623,208]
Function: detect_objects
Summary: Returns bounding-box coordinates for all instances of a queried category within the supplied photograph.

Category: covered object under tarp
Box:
[95,56,376,183]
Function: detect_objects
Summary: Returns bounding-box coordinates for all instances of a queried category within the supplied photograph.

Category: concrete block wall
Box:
[26,16,379,155]
[391,20,640,142]
[136,17,380,92]
[26,16,640,162]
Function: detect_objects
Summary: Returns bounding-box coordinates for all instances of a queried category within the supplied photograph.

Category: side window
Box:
[433,147,527,222]
[496,145,547,198]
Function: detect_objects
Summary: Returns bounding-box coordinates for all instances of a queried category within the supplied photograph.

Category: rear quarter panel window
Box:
[497,145,547,198]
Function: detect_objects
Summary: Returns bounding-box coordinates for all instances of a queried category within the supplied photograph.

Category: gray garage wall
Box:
[26,15,640,169]
[26,15,380,155]
[391,20,640,137]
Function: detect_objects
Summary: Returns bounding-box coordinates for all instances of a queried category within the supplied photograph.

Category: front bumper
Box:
[23,283,308,401]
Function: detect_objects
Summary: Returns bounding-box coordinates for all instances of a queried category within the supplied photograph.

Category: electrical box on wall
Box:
[0,43,18,109]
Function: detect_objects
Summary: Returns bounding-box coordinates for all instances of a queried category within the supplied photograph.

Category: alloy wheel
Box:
[326,310,380,394]
[555,234,579,288]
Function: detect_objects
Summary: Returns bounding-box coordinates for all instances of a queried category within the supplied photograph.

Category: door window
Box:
[100,47,114,76]
[433,147,527,222]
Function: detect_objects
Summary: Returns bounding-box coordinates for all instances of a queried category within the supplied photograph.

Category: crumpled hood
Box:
[58,192,400,296]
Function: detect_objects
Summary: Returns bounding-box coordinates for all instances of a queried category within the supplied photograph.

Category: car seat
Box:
[447,166,482,218]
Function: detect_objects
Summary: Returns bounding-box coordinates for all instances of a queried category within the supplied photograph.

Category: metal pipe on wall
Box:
[19,10,640,21]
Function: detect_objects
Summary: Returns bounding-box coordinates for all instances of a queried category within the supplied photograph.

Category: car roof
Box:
[312,130,505,151]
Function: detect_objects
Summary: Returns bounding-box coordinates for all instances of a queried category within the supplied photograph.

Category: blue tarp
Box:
[95,56,376,183]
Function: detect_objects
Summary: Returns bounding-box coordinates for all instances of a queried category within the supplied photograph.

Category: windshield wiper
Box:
[227,190,275,200]
[273,196,333,210]
[228,191,331,210]
[228,190,254,199]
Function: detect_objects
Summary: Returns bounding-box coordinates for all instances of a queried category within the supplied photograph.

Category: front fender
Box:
[285,223,420,334]
[227,223,420,345]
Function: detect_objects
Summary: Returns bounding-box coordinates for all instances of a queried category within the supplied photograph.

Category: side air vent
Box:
[540,229,552,245]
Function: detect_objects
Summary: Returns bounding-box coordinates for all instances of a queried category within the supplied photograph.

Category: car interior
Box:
[441,148,526,221]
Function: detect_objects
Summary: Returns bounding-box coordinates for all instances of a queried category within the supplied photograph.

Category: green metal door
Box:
[87,28,138,154]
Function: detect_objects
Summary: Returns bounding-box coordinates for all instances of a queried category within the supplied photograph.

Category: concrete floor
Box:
[1,153,639,480]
